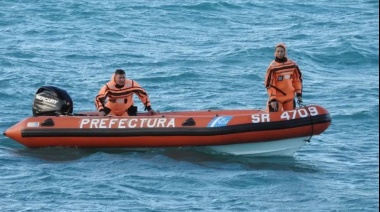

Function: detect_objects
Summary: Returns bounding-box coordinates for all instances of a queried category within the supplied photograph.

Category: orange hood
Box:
[275,43,287,57]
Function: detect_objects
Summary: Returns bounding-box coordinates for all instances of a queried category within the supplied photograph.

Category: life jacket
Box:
[264,58,303,103]
[95,74,151,115]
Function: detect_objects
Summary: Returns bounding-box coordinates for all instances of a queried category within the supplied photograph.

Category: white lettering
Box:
[251,114,271,123]
[280,107,320,120]
[80,119,90,128]
[79,118,177,128]
[99,119,107,128]
[129,119,137,128]
[167,118,175,127]
[251,114,260,123]
[308,106,319,116]
[147,119,157,128]
[262,113,270,122]
[291,110,297,119]
[157,118,166,127]
[118,119,128,128]
[91,119,99,128]
[36,94,59,104]
[140,118,148,127]
[109,119,118,128]
[298,109,308,118]
[281,112,290,120]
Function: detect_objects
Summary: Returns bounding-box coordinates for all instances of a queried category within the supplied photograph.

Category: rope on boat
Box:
[298,101,314,142]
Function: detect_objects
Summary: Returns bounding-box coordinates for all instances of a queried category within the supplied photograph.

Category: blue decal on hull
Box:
[207,116,232,127]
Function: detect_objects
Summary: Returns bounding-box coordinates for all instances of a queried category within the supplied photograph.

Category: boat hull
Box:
[206,136,309,156]
[3,105,331,156]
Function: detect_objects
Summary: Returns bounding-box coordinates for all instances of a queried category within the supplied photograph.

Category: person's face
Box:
[275,47,285,59]
[115,74,126,86]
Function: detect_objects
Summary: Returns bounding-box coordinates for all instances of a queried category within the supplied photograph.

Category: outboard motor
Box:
[32,86,73,116]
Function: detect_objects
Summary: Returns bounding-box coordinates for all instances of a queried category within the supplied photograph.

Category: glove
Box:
[297,96,303,106]
[145,105,155,115]
[269,100,278,112]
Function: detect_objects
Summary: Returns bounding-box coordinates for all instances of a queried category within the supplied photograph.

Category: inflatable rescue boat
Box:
[3,86,332,156]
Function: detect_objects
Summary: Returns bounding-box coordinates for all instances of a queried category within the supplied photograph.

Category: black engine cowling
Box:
[32,86,73,116]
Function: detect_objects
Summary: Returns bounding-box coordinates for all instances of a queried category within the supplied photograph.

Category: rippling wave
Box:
[0,0,378,211]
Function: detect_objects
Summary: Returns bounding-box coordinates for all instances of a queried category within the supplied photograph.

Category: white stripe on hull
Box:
[205,137,309,156]
[112,137,309,156]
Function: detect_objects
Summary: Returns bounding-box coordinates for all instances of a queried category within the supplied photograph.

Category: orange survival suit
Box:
[95,74,152,116]
[264,43,303,112]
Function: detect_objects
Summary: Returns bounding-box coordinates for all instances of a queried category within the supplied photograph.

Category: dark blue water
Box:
[1,0,378,211]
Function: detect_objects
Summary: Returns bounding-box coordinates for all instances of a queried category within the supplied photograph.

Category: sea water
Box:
[0,0,378,211]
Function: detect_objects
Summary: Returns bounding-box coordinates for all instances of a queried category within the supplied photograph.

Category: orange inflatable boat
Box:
[3,86,332,156]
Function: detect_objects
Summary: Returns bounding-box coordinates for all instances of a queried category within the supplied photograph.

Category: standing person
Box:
[95,69,155,116]
[264,43,303,112]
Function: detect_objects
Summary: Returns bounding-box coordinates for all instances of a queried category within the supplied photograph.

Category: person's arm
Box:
[264,66,277,102]
[95,85,108,115]
[131,80,155,115]
[292,64,303,102]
